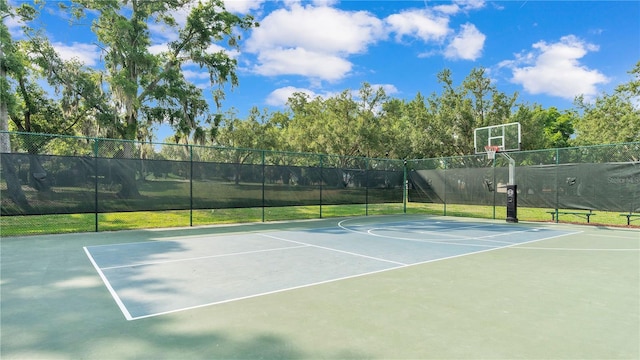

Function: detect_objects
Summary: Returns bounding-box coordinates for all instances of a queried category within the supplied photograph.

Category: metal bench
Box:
[619,213,640,225]
[547,209,596,223]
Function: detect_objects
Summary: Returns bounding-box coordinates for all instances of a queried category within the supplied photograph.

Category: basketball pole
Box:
[499,151,518,223]
[499,151,515,185]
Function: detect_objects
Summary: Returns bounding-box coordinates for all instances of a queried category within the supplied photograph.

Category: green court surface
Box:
[1,215,638,359]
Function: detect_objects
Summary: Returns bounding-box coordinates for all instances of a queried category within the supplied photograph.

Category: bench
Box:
[619,213,640,225]
[547,209,596,223]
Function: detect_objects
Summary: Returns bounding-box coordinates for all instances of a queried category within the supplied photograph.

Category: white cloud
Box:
[384,2,487,60]
[148,22,180,44]
[208,43,240,58]
[454,0,486,11]
[223,0,266,14]
[245,4,385,81]
[149,43,169,55]
[501,35,608,99]
[255,48,352,81]
[433,4,461,15]
[311,0,339,6]
[280,0,339,8]
[182,69,210,81]
[374,83,399,95]
[385,9,450,43]
[52,42,101,66]
[247,5,385,54]
[444,23,485,60]
[433,0,485,15]
[5,13,25,39]
[266,86,319,106]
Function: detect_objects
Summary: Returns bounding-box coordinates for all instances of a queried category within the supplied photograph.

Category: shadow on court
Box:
[1,215,639,359]
[1,226,368,359]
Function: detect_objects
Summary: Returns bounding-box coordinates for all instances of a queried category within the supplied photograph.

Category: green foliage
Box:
[2,1,113,142]
[573,61,640,145]
[66,0,257,142]
[3,0,636,158]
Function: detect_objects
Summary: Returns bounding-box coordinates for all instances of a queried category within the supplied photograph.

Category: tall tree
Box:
[403,93,439,159]
[0,0,35,211]
[427,69,475,156]
[573,61,640,145]
[354,82,388,158]
[70,0,256,140]
[285,92,333,155]
[68,0,257,196]
[425,68,518,157]
[2,2,113,198]
[379,97,413,160]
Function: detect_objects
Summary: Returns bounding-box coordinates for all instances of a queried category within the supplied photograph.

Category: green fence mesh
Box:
[407,144,640,215]
[1,131,639,235]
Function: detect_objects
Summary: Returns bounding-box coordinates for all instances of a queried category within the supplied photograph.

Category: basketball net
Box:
[485,145,501,160]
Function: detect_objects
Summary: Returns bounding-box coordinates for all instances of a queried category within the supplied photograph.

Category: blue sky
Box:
[7,0,640,141]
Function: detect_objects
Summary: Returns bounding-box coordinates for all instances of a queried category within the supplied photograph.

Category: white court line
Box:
[99,245,309,270]
[345,219,638,252]
[338,219,580,248]
[367,226,524,245]
[127,228,581,320]
[259,233,409,266]
[342,220,546,247]
[508,246,640,251]
[581,233,640,240]
[128,262,407,321]
[83,247,134,321]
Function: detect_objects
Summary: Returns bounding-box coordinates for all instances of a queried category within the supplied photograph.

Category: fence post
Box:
[262,150,265,222]
[403,159,407,214]
[93,138,99,232]
[190,144,193,227]
[319,154,323,219]
[554,148,560,223]
[365,157,369,216]
[443,158,448,216]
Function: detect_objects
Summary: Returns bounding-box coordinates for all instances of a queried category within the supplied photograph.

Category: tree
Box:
[573,61,640,145]
[67,0,257,196]
[285,92,332,155]
[208,107,270,183]
[541,107,575,148]
[401,93,440,159]
[0,0,34,211]
[354,82,388,158]
[422,68,519,158]
[2,1,114,201]
[379,97,413,160]
[426,69,475,157]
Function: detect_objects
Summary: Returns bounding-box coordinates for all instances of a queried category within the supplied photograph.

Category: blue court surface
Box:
[85,216,576,320]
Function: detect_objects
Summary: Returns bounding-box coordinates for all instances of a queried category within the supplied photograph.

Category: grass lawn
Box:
[1,203,637,237]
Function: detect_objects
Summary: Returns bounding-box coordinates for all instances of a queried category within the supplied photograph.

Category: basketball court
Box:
[2,214,638,359]
[84,216,575,320]
[2,121,639,359]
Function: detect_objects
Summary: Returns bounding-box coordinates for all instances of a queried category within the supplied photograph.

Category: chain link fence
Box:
[1,132,406,234]
[1,131,639,235]
[408,143,640,222]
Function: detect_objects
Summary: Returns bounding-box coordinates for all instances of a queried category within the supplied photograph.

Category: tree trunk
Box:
[1,53,32,212]
[115,142,140,198]
[0,154,33,213]
[28,154,52,192]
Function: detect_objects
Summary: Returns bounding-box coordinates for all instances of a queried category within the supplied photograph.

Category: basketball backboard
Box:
[474,122,521,154]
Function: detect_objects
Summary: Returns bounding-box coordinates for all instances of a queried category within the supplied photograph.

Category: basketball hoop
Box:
[485,145,501,160]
